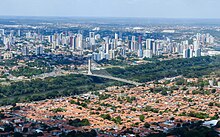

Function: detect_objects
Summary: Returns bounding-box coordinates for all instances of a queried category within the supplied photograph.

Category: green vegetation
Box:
[210,113,219,120]
[175,78,187,85]
[68,119,90,127]
[179,111,209,119]
[51,107,66,113]
[111,116,122,124]
[100,114,111,120]
[99,94,111,100]
[139,115,145,122]
[1,56,220,106]
[69,99,89,108]
[10,66,52,77]
[144,122,150,128]
[168,121,219,137]
[0,74,123,105]
[143,106,159,113]
[97,58,127,66]
[192,90,211,95]
[0,59,18,67]
[148,121,219,137]
[126,96,136,103]
[106,56,220,82]
[100,114,122,124]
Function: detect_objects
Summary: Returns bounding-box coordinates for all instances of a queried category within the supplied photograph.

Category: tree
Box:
[68,119,90,127]
[211,89,216,93]
[144,122,150,128]
[139,115,145,122]
[112,116,122,124]
[208,102,214,106]
[100,114,111,120]
[215,121,220,128]
[161,90,168,96]
[14,132,23,137]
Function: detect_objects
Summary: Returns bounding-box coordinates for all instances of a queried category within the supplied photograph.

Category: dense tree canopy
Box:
[106,56,220,82]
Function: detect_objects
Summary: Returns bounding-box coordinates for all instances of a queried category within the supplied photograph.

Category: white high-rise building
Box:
[183,48,190,58]
[143,49,153,58]
[0,29,5,36]
[22,46,29,56]
[76,34,83,50]
[193,38,201,57]
[189,47,194,58]
[18,30,21,37]
[26,32,31,39]
[152,42,157,55]
[146,39,154,50]
[131,36,136,51]
[109,50,115,60]
[194,49,202,57]
[115,33,119,47]
[115,33,119,40]
[35,45,44,55]
[89,32,95,46]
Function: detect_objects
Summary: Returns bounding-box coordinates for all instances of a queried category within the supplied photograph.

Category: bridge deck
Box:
[86,73,144,86]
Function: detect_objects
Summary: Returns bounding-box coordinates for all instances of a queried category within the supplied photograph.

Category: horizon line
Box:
[0,15,220,20]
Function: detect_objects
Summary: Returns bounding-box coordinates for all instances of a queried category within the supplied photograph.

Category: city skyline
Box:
[0,0,220,19]
[0,2,220,136]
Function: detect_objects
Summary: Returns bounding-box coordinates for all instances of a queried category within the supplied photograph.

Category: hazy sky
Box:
[0,0,219,18]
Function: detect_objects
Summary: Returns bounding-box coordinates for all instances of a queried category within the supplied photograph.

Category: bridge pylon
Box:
[88,55,92,75]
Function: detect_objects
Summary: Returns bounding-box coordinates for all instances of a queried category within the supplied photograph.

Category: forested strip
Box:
[106,56,220,82]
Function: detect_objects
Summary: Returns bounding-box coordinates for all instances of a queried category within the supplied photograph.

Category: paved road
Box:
[85,73,144,86]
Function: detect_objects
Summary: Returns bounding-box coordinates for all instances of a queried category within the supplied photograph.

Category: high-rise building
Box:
[183,47,190,58]
[109,50,115,60]
[115,33,119,47]
[144,39,154,58]
[146,39,154,50]
[105,43,109,54]
[115,33,119,40]
[152,42,157,55]
[89,32,95,46]
[138,36,143,58]
[70,36,76,51]
[189,46,194,58]
[22,46,29,56]
[76,34,83,50]
[144,49,153,58]
[103,37,109,53]
[93,53,101,61]
[0,29,5,37]
[194,48,202,57]
[131,36,136,51]
[4,37,10,50]
[17,30,21,37]
[193,38,201,57]
[26,32,31,39]
[35,46,44,55]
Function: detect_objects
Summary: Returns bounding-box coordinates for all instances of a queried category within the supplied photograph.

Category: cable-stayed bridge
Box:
[84,57,144,86]
[32,57,144,86]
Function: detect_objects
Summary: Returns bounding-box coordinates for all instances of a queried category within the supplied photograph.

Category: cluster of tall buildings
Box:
[0,28,216,60]
[196,33,215,45]
[183,38,201,58]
